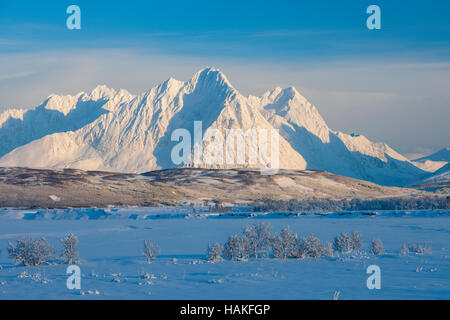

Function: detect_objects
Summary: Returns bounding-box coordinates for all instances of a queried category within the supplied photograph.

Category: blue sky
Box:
[0,0,449,157]
[1,0,450,60]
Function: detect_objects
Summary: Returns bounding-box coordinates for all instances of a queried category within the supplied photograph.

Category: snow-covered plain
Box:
[0,207,448,300]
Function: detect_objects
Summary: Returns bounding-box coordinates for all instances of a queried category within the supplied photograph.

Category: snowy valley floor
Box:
[0,208,449,299]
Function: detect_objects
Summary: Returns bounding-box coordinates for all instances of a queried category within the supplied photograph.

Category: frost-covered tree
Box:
[324,242,334,257]
[369,239,384,255]
[333,233,353,253]
[223,235,250,261]
[61,233,79,264]
[240,236,251,260]
[407,242,431,255]
[143,240,160,263]
[270,226,298,259]
[206,242,223,262]
[280,226,299,258]
[224,235,240,261]
[400,242,409,255]
[332,291,341,300]
[270,235,284,259]
[243,222,272,259]
[8,237,56,266]
[301,234,329,258]
[350,231,363,251]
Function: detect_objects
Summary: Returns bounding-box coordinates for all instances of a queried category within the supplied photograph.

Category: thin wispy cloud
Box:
[0,71,36,81]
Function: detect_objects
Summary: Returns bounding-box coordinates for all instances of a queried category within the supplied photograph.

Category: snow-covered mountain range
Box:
[0,67,434,186]
[411,148,450,184]
[411,148,449,173]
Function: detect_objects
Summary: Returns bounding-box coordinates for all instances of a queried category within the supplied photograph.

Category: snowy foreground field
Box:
[0,207,449,300]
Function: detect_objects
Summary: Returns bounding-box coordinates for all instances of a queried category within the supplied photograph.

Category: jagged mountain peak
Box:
[42,92,86,115]
[41,85,118,116]
[188,67,235,94]
[253,85,330,143]
[254,86,308,107]
[0,108,27,126]
[89,84,117,101]
[153,77,185,97]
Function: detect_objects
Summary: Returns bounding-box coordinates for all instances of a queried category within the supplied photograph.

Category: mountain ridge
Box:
[415,148,450,162]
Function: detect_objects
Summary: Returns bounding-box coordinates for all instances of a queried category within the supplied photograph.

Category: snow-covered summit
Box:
[410,148,449,173]
[89,84,117,101]
[43,92,85,115]
[253,86,330,143]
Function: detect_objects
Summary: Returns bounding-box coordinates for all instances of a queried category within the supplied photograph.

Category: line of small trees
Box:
[2,229,431,267]
[6,233,79,266]
[5,235,162,267]
[206,222,393,262]
[252,196,449,212]
[400,242,431,255]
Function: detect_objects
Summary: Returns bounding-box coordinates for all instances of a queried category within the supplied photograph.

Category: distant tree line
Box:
[251,196,449,212]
